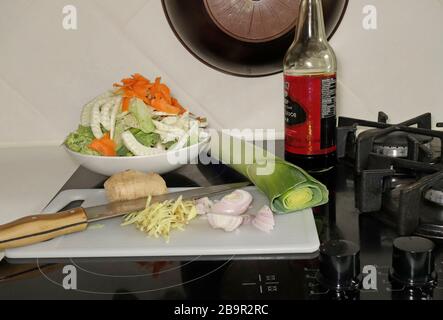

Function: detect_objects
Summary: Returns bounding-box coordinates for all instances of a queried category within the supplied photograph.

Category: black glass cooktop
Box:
[1,142,443,300]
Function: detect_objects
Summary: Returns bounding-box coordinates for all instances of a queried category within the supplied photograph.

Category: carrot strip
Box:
[89,133,117,156]
[150,98,181,115]
[113,73,187,114]
[171,98,186,114]
[122,97,131,112]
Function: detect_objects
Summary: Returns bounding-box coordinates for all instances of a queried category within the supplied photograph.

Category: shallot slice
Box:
[207,214,243,232]
[241,214,253,225]
[252,206,275,233]
[195,197,213,215]
[211,190,253,216]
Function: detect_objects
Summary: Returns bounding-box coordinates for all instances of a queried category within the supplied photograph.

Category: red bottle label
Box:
[284,74,337,156]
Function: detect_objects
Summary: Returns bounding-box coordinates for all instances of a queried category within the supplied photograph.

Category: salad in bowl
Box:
[64,74,209,175]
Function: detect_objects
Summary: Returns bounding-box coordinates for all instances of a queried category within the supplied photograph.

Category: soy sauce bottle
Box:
[284,0,337,172]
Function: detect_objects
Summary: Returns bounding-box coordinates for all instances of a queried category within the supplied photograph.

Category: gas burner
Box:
[338,113,442,170]
[374,131,434,147]
[372,131,434,158]
[373,145,408,158]
[424,178,443,206]
[338,112,443,239]
[425,189,443,206]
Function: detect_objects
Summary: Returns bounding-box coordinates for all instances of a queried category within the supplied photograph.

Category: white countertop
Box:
[0,145,79,224]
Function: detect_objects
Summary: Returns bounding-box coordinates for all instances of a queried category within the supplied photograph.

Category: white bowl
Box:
[64,139,210,176]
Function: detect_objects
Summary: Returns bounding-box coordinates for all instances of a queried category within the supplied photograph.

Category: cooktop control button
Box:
[389,236,438,288]
[316,240,361,291]
[220,261,309,299]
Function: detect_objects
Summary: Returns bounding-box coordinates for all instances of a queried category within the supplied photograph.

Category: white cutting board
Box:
[5,187,320,259]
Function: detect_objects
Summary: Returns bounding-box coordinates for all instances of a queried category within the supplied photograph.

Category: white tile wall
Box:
[0,0,442,146]
[333,0,443,126]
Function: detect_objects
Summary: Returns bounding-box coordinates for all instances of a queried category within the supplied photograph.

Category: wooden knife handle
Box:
[0,208,88,250]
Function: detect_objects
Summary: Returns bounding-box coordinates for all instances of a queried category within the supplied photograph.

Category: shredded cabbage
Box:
[130,98,155,133]
[65,126,100,156]
[66,90,208,156]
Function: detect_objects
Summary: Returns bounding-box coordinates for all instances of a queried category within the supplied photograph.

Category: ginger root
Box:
[104,170,168,202]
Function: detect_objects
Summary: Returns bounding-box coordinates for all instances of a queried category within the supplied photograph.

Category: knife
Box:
[0,182,250,250]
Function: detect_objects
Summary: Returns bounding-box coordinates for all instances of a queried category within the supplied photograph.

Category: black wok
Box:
[162,0,349,77]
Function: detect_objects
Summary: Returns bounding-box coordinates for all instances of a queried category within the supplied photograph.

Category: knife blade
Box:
[86,181,250,222]
[0,182,250,250]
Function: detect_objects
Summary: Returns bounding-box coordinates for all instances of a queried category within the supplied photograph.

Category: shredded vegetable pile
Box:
[65,73,208,157]
[122,196,198,242]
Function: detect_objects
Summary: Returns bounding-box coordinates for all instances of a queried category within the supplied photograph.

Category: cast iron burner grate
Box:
[337,112,443,238]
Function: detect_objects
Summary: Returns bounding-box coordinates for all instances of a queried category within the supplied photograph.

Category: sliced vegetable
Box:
[242,214,253,225]
[121,97,131,112]
[195,116,209,128]
[67,73,207,157]
[116,145,133,157]
[150,77,172,104]
[113,120,126,149]
[133,131,161,148]
[176,111,192,131]
[195,197,213,215]
[188,120,199,146]
[155,141,166,150]
[109,97,122,139]
[152,111,174,117]
[150,96,182,115]
[122,131,165,156]
[211,190,253,216]
[153,120,187,146]
[130,98,155,133]
[65,126,100,156]
[163,140,177,150]
[171,97,185,112]
[153,120,186,135]
[210,132,329,213]
[153,120,186,137]
[89,132,117,156]
[90,99,104,139]
[100,98,117,131]
[80,91,113,126]
[80,103,94,127]
[114,74,151,107]
[252,206,275,233]
[148,77,185,114]
[207,214,243,232]
[122,195,197,242]
[155,131,180,145]
[161,116,179,126]
[168,132,189,151]
[121,113,140,131]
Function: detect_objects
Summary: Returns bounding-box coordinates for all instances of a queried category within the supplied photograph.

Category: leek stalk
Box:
[210,131,329,213]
